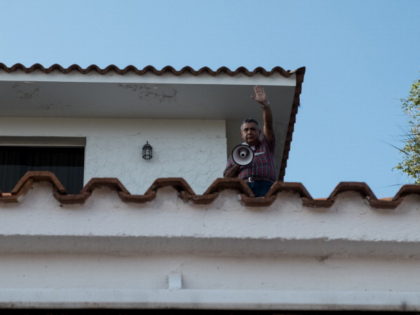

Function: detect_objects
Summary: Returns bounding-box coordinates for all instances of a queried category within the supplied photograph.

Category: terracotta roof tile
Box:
[0,63,303,77]
[1,171,418,209]
[279,67,305,180]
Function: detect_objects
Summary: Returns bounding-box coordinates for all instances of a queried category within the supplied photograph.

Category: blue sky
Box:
[1,0,419,197]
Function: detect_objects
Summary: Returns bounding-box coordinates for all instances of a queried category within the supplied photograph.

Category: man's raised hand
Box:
[252,85,269,106]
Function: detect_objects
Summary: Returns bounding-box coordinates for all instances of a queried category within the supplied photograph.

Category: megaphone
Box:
[232,144,254,166]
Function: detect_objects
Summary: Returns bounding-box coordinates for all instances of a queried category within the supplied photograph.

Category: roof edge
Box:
[279,66,306,180]
[0,63,302,78]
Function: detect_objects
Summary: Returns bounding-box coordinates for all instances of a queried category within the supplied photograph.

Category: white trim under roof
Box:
[0,70,296,86]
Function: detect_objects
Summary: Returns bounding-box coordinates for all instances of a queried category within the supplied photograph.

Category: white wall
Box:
[1,185,420,310]
[1,253,420,310]
[0,117,226,194]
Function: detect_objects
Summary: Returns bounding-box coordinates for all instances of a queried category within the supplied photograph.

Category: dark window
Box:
[0,146,84,194]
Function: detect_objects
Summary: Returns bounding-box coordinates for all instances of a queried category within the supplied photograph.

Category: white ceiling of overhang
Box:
[0,81,295,121]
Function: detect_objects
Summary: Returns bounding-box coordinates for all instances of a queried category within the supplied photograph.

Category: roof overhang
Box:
[0,64,305,180]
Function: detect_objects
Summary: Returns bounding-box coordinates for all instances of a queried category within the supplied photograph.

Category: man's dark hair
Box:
[241,118,259,125]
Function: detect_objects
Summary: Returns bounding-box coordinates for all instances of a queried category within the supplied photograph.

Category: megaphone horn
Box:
[232,144,254,166]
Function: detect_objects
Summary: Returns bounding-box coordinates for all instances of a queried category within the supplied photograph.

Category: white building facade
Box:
[1,63,419,312]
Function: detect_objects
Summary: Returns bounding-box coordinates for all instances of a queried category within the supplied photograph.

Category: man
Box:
[223,86,276,197]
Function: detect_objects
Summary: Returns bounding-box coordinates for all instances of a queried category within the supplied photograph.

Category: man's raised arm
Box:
[252,86,274,145]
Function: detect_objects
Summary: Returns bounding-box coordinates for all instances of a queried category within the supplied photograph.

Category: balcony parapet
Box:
[0,171,419,256]
[1,172,420,310]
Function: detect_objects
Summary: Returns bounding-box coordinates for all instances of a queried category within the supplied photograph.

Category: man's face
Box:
[241,122,260,145]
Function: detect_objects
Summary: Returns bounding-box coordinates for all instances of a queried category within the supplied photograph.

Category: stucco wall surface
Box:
[0,254,419,311]
[0,117,226,194]
[1,184,420,243]
[0,184,420,310]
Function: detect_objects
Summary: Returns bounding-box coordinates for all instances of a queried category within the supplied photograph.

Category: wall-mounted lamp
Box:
[142,141,153,160]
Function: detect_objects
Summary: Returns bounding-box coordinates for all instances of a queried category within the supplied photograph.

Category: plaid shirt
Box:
[225,136,276,182]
